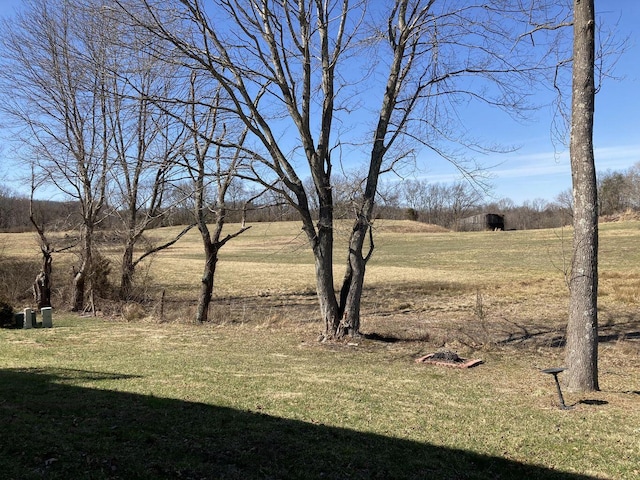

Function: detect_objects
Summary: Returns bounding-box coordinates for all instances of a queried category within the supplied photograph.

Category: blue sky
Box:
[1,1,638,205]
[425,2,640,205]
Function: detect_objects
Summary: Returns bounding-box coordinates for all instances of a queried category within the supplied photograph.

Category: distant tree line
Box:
[4,160,639,236]
[0,186,80,233]
[597,163,640,216]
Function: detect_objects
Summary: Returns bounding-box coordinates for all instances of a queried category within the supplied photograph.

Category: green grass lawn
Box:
[2,318,639,479]
[1,220,640,479]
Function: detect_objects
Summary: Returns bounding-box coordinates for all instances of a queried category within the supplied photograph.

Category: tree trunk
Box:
[71,225,93,313]
[33,253,52,310]
[337,218,369,337]
[30,184,54,310]
[196,237,218,324]
[565,0,599,392]
[71,263,86,312]
[120,206,139,301]
[120,241,135,301]
[312,224,340,339]
[337,130,385,338]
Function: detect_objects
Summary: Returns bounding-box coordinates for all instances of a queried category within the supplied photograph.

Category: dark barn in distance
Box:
[457,213,505,232]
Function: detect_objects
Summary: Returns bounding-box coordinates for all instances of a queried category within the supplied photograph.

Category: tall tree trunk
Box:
[301,176,341,339]
[196,233,218,324]
[120,204,139,301]
[338,217,369,337]
[312,223,340,338]
[337,131,385,337]
[120,241,135,301]
[33,252,52,310]
[71,225,93,312]
[565,0,599,392]
[30,201,53,310]
[71,262,86,312]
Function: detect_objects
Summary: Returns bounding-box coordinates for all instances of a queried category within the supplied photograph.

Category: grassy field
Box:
[1,220,639,479]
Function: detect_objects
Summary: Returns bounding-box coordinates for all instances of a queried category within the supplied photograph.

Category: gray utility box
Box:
[41,307,53,328]
[23,308,36,329]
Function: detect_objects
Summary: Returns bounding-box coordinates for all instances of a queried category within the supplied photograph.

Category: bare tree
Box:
[401,179,484,228]
[625,162,640,211]
[30,172,56,310]
[96,5,195,300]
[121,0,570,338]
[554,188,574,216]
[401,179,428,219]
[0,0,117,312]
[597,170,629,216]
[565,0,599,392]
[182,77,251,323]
[0,186,27,231]
[29,174,78,310]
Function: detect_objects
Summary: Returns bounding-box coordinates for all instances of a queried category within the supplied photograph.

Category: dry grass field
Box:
[137,219,640,348]
[1,219,639,479]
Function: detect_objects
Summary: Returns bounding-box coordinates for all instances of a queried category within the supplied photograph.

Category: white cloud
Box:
[490,144,640,180]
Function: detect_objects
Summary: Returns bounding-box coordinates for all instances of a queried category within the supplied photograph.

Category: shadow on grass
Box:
[0,368,599,480]
[363,332,402,343]
[577,399,609,406]
[499,327,640,349]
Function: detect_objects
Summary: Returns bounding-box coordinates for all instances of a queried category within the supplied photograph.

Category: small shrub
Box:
[91,252,114,300]
[121,302,147,322]
[0,258,40,304]
[0,300,15,328]
[405,208,419,221]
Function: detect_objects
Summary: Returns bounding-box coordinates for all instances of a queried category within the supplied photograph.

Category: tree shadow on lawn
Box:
[0,368,598,480]
[493,316,640,348]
